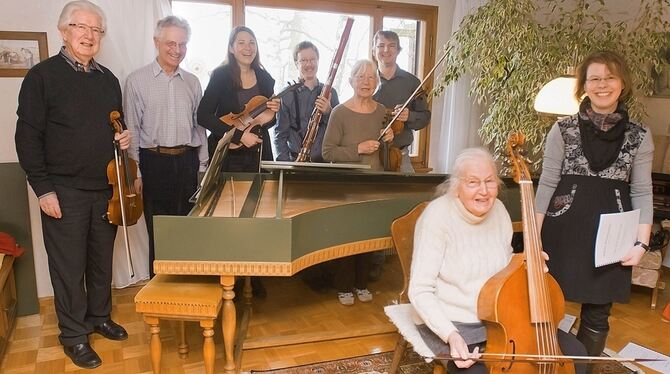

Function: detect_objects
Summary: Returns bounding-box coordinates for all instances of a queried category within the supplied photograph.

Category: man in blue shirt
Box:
[275,41,339,162]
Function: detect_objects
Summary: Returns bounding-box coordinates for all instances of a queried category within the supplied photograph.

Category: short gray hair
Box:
[154,15,191,41]
[436,147,500,196]
[58,1,106,33]
[349,59,379,84]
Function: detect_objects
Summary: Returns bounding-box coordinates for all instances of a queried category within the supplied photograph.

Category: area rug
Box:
[250,350,634,373]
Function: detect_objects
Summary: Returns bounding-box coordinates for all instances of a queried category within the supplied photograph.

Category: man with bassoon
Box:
[275,41,339,162]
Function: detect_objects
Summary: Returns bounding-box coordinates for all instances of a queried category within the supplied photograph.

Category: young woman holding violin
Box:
[197,26,280,172]
[408,148,586,373]
[196,26,279,297]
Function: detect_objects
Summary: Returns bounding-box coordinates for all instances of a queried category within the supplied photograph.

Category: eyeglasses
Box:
[375,43,398,50]
[461,178,498,190]
[68,23,105,36]
[297,58,317,65]
[163,41,188,50]
[585,75,619,85]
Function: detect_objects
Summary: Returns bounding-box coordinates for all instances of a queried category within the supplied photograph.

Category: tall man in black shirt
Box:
[15,0,130,369]
[372,30,431,173]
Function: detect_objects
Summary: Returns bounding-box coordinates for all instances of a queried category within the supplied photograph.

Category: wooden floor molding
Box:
[1,259,668,373]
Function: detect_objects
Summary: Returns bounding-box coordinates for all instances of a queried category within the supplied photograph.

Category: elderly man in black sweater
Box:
[15,0,131,369]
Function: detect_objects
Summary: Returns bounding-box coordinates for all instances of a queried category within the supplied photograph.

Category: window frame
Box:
[173,0,437,171]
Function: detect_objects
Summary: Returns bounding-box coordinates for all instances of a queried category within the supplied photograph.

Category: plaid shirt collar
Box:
[59,46,104,73]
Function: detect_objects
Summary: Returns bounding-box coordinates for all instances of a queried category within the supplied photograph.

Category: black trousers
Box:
[140,148,198,276]
[41,185,117,346]
[333,253,371,292]
[580,303,613,331]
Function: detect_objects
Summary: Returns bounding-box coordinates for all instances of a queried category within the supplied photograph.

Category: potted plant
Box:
[433,0,670,168]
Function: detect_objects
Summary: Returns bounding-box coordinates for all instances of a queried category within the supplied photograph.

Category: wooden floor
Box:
[1,257,669,373]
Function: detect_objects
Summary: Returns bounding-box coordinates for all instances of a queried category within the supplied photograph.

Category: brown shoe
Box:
[662,302,670,322]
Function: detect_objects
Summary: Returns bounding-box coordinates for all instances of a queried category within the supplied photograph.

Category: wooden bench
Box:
[135,274,223,374]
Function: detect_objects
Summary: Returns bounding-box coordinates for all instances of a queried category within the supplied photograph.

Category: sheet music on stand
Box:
[190,129,235,208]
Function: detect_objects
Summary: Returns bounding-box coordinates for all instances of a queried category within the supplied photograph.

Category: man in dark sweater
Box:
[14,0,131,369]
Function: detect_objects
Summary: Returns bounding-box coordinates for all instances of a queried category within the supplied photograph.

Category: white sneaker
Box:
[338,292,355,306]
[354,288,373,302]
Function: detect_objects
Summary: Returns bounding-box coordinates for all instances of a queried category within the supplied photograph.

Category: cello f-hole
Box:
[502,340,516,372]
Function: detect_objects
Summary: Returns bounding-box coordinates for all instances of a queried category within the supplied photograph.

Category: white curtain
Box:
[94,0,171,288]
[431,0,487,173]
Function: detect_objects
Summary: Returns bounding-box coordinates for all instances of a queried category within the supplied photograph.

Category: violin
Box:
[379,109,405,171]
[220,81,303,150]
[106,111,141,276]
[476,133,573,373]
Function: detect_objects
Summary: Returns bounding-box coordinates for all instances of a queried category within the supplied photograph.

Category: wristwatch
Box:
[634,240,650,251]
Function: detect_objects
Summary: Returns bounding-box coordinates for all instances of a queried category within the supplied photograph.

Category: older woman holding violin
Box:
[322,59,393,171]
[408,148,586,373]
[197,26,280,172]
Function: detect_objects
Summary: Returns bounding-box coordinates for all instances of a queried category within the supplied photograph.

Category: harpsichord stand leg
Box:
[221,275,236,373]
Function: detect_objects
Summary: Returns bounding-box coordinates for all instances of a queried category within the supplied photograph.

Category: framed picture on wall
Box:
[652,32,670,97]
[0,31,48,77]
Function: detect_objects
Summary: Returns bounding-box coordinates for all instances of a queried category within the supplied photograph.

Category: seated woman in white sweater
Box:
[408,147,586,373]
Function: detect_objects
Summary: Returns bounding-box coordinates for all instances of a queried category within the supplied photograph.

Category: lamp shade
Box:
[533,76,580,116]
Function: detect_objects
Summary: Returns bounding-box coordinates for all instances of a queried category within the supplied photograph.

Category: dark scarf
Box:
[577,97,629,172]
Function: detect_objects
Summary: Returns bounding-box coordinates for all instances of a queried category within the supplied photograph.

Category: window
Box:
[172,1,233,89]
[246,6,371,100]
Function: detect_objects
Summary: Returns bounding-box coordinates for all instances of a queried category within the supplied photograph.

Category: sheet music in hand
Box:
[594,209,640,267]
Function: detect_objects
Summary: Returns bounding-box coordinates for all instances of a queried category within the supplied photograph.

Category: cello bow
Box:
[376,49,448,142]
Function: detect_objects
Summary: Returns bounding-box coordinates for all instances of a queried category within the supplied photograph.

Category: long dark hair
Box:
[223,26,264,88]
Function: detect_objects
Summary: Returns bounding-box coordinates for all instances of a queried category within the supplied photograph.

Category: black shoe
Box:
[64,342,102,369]
[93,320,128,341]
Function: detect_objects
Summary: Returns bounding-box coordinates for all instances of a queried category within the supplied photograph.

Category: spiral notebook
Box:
[594,209,640,267]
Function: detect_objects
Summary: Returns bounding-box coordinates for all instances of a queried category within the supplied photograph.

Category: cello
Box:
[106,111,141,277]
[476,133,573,373]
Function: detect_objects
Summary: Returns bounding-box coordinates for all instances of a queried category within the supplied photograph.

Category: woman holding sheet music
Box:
[535,51,653,362]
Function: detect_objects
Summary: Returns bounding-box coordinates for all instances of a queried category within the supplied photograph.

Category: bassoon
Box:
[295,17,354,162]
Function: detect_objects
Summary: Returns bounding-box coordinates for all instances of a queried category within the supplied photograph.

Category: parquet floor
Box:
[1,257,669,373]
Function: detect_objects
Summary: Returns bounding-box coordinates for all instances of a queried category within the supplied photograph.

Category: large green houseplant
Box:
[433,0,670,168]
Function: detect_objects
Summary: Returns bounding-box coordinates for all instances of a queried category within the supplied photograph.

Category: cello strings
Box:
[523,181,560,373]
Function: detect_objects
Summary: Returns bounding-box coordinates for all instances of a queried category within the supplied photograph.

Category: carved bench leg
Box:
[145,316,161,374]
[201,320,215,374]
[178,321,189,358]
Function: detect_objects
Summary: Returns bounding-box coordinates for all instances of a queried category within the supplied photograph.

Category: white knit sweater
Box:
[408,194,513,344]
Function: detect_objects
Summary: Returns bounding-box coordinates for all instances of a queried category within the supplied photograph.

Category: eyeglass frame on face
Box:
[460,177,498,190]
[375,43,398,51]
[68,23,105,36]
[162,40,187,50]
[297,58,317,65]
[585,75,619,85]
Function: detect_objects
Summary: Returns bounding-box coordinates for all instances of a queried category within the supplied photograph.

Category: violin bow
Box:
[109,111,135,278]
[432,352,665,364]
[376,49,449,142]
